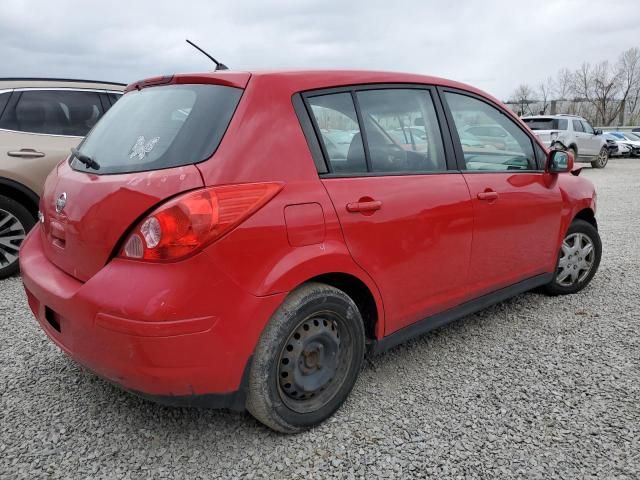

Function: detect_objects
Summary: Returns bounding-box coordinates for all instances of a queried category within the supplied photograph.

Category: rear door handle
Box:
[346,200,382,213]
[477,191,499,201]
[8,149,45,158]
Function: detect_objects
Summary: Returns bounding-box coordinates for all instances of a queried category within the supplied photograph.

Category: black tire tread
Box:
[246,282,364,433]
[542,219,601,296]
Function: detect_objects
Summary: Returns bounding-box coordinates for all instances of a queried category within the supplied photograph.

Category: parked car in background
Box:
[21,70,601,433]
[632,127,640,134]
[522,114,609,169]
[603,132,632,157]
[606,131,640,157]
[460,124,514,150]
[602,135,619,157]
[0,78,124,277]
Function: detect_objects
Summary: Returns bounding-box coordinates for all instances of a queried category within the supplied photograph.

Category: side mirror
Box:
[594,128,603,135]
[546,149,573,173]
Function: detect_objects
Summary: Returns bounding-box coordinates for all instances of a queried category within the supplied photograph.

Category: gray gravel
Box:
[1,159,639,479]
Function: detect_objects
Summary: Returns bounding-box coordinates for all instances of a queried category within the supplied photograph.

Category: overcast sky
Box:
[1,0,639,99]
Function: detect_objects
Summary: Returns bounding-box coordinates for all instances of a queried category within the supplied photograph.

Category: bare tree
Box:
[618,47,640,124]
[554,68,573,101]
[509,84,535,116]
[572,61,623,125]
[509,46,640,125]
[537,77,555,114]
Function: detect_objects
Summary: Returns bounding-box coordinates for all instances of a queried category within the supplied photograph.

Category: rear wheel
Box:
[246,282,365,433]
[543,219,601,296]
[566,146,577,160]
[591,147,608,168]
[0,195,35,279]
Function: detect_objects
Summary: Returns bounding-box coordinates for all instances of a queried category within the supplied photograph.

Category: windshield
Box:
[72,84,242,174]
[522,118,568,131]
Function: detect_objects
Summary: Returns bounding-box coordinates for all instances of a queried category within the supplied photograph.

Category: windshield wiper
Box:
[70,147,100,170]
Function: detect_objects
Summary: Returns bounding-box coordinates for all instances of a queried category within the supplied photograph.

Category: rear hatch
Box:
[39,77,246,281]
[522,117,566,144]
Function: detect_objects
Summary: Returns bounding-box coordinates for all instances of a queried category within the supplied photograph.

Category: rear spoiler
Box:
[125,72,251,93]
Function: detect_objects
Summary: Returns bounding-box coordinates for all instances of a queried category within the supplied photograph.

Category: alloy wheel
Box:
[556,232,595,287]
[596,148,608,168]
[0,208,26,268]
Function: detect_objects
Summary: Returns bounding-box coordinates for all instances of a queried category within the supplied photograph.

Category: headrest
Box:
[68,102,95,123]
[16,100,46,128]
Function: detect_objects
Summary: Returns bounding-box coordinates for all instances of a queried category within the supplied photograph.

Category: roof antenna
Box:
[186,39,229,71]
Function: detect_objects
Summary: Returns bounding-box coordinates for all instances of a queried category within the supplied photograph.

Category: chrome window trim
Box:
[10,87,123,94]
[0,127,83,139]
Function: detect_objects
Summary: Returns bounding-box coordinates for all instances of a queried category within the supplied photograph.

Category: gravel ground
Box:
[1,158,639,479]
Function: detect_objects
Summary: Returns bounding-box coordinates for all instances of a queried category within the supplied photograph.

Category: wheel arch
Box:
[304,272,380,341]
[0,177,39,218]
[573,207,597,230]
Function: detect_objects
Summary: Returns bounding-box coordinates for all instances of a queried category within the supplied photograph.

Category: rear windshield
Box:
[523,118,568,131]
[72,84,242,174]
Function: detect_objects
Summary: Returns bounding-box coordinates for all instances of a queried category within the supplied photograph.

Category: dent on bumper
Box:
[19,226,286,403]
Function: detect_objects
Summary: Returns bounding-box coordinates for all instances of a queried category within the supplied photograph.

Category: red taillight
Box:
[120,182,283,261]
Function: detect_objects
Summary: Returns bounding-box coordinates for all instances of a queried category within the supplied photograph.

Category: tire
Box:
[542,219,601,296]
[566,146,577,160]
[246,282,366,433]
[591,146,609,168]
[0,195,35,279]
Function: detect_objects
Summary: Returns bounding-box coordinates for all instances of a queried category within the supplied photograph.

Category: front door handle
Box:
[8,149,45,158]
[477,191,499,201]
[346,200,382,213]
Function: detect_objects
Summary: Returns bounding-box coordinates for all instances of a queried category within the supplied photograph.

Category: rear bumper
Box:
[20,226,286,408]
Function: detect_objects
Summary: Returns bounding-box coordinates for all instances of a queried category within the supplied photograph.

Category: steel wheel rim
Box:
[0,208,26,268]
[277,311,353,414]
[556,232,595,287]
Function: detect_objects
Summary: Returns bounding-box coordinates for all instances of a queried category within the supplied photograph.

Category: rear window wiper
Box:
[70,147,100,170]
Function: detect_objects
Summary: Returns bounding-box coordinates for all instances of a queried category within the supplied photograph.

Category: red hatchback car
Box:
[20,70,601,432]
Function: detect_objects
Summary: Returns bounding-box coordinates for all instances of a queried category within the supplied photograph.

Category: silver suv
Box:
[0,78,124,278]
[522,114,609,169]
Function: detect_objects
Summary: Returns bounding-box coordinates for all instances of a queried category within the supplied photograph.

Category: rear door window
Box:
[307,93,366,174]
[307,88,446,174]
[107,93,122,106]
[0,91,11,117]
[355,89,446,172]
[0,90,105,136]
[73,84,242,175]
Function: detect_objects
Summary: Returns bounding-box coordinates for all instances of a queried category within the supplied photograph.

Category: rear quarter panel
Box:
[203,178,386,337]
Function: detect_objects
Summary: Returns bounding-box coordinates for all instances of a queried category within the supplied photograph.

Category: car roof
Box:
[127,70,504,106]
[0,77,125,91]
